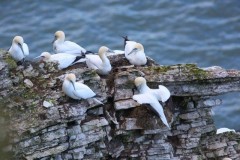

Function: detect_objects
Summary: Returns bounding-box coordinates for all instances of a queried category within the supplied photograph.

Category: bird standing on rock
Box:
[86,46,113,75]
[53,30,92,55]
[8,36,29,65]
[132,77,171,128]
[35,52,85,70]
[123,37,147,66]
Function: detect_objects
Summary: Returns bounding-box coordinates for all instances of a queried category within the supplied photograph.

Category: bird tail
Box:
[133,94,170,128]
[150,102,170,128]
[159,113,170,128]
[121,35,129,47]
[81,51,86,57]
[72,55,86,64]
[85,50,95,54]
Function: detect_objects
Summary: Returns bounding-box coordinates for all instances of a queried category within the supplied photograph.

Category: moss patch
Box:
[4,55,17,70]
[184,64,208,79]
[147,66,173,74]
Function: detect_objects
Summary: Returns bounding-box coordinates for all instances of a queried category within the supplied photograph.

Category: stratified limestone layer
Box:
[0,50,239,160]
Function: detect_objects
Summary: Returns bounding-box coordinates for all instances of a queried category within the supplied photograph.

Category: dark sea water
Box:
[0,0,240,136]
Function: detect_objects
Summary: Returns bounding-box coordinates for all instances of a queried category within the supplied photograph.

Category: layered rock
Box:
[0,50,239,160]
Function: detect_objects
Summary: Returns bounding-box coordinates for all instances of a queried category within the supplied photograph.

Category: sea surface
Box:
[0,0,240,136]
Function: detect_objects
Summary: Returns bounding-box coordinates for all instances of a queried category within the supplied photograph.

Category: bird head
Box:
[128,43,144,55]
[98,46,113,58]
[35,52,51,62]
[13,36,24,53]
[134,77,146,87]
[53,30,65,43]
[66,73,76,90]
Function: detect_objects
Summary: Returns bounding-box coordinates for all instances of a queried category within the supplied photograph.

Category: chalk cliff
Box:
[0,49,239,160]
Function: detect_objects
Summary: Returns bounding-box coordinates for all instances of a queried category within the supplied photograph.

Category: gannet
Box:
[53,30,92,55]
[216,128,236,134]
[62,73,102,104]
[86,46,113,75]
[132,77,171,128]
[8,36,29,65]
[124,40,147,66]
[35,52,85,69]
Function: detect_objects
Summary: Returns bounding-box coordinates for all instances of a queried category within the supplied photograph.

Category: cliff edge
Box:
[0,49,240,160]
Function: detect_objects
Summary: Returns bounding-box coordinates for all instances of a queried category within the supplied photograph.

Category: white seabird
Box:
[86,46,113,75]
[53,30,91,55]
[8,36,29,64]
[124,41,147,66]
[35,52,85,70]
[132,77,171,128]
[62,73,102,104]
[216,128,236,134]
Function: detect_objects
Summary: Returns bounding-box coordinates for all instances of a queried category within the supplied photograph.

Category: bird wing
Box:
[133,93,156,104]
[133,93,170,128]
[73,82,96,99]
[105,50,124,56]
[151,85,171,102]
[51,53,77,69]
[216,128,235,134]
[22,43,29,56]
[64,41,86,53]
[86,54,102,70]
[113,50,124,55]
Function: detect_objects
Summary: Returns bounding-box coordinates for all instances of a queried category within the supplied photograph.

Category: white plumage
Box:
[124,41,147,66]
[35,52,85,69]
[124,41,137,56]
[62,73,96,100]
[53,30,86,55]
[132,77,171,128]
[111,50,124,55]
[8,36,29,63]
[86,46,112,75]
[216,128,236,134]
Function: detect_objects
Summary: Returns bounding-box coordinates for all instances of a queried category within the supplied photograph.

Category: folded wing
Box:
[64,41,86,53]
[73,82,96,99]
[151,85,170,102]
[86,54,102,70]
[22,43,29,56]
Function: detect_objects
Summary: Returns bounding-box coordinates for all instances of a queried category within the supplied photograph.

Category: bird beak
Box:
[34,55,42,59]
[107,49,114,53]
[52,36,57,44]
[34,55,44,62]
[71,81,76,90]
[128,48,138,55]
[132,86,137,94]
[18,43,24,55]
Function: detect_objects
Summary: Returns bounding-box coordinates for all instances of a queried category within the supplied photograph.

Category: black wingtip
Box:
[81,51,86,57]
[72,55,85,64]
[85,50,95,54]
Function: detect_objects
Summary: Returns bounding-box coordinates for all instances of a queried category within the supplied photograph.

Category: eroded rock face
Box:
[0,50,240,160]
